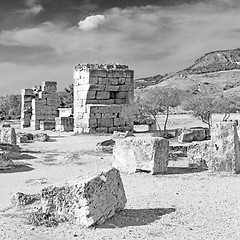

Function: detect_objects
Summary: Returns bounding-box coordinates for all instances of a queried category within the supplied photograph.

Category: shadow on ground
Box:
[0,164,34,174]
[167,167,207,174]
[98,208,176,228]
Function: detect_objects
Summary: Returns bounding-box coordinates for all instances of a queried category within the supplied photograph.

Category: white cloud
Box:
[1,1,240,94]
[17,0,43,16]
[78,15,106,30]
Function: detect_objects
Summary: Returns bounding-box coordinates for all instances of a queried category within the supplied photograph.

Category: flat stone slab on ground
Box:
[113,137,169,174]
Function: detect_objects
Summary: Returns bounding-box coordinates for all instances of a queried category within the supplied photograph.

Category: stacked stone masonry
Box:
[41,168,127,227]
[21,81,58,130]
[55,108,74,132]
[74,64,134,133]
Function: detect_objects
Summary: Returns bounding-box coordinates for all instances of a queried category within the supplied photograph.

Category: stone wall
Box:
[41,168,127,227]
[21,81,58,130]
[73,64,134,133]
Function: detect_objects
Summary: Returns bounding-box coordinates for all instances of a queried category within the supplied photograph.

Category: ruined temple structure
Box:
[73,63,134,133]
[21,81,58,130]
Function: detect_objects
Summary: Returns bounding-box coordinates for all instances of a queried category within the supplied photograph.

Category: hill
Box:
[135,48,240,96]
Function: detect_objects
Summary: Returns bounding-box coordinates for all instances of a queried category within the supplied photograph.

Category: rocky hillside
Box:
[135,48,240,96]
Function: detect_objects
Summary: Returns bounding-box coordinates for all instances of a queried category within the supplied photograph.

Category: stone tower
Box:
[73,63,134,133]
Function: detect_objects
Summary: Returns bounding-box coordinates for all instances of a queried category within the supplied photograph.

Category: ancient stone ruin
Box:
[113,137,169,174]
[187,121,240,173]
[21,81,58,130]
[40,168,127,227]
[55,108,73,132]
[73,64,134,133]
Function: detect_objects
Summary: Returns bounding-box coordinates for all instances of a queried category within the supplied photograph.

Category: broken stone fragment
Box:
[33,133,50,142]
[112,130,134,139]
[96,139,116,154]
[0,127,17,145]
[113,137,169,174]
[40,168,127,227]
[11,192,41,206]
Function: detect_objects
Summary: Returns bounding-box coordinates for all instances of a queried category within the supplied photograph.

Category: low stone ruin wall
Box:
[40,168,127,227]
[55,117,74,132]
[113,137,169,174]
[187,121,240,173]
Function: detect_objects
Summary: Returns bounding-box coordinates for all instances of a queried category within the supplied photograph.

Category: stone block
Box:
[89,84,106,91]
[113,137,169,174]
[115,99,126,104]
[119,85,131,91]
[116,91,128,99]
[40,121,55,131]
[119,78,126,85]
[89,69,107,78]
[0,127,17,145]
[178,128,206,143]
[34,133,50,142]
[98,118,114,127]
[105,85,120,91]
[209,121,240,173]
[96,139,116,153]
[21,89,34,96]
[95,127,108,133]
[96,91,110,100]
[40,168,127,227]
[114,118,125,126]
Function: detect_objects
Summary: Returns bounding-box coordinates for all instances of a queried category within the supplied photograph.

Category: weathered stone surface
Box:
[187,141,211,169]
[96,139,116,153]
[11,192,41,206]
[40,168,127,227]
[209,121,240,173]
[34,133,49,142]
[17,132,34,143]
[0,153,13,169]
[112,131,134,139]
[113,137,169,174]
[0,127,17,145]
[74,63,134,134]
[178,128,206,143]
[21,81,58,130]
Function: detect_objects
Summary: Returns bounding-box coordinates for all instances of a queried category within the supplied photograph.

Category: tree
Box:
[0,94,21,120]
[183,94,217,129]
[214,93,240,121]
[136,87,182,135]
[57,84,73,109]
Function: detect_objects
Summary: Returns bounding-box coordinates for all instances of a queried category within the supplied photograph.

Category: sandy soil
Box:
[1,117,240,240]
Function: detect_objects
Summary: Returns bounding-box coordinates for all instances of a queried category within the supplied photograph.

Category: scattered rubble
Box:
[33,133,50,142]
[96,139,116,154]
[11,192,41,206]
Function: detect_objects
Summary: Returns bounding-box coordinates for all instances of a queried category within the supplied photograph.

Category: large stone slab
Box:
[178,128,206,143]
[209,121,240,173]
[0,127,17,145]
[40,168,127,227]
[113,137,169,174]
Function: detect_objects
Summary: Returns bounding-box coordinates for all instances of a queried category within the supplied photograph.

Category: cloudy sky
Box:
[0,0,239,94]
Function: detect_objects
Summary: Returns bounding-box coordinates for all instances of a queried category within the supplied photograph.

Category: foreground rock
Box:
[187,121,240,173]
[17,132,34,143]
[11,192,41,206]
[210,121,240,173]
[0,127,17,145]
[33,133,50,142]
[113,137,169,174]
[40,168,126,227]
[112,130,134,139]
[96,139,116,154]
[178,128,206,143]
[0,153,13,170]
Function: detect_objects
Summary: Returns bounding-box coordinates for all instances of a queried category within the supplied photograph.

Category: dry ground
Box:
[1,114,240,240]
